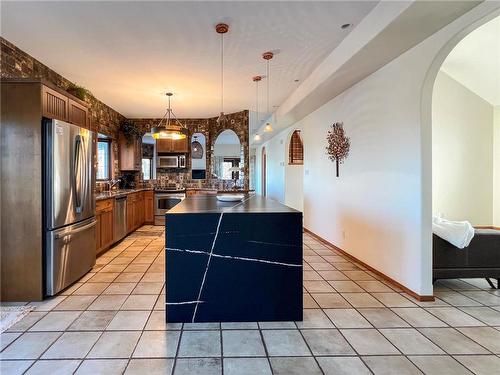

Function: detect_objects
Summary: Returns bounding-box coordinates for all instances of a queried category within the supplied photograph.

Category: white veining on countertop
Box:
[166,247,302,268]
[166,300,205,305]
[191,211,224,322]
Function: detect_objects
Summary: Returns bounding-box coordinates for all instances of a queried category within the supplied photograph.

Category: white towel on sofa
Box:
[432,216,475,249]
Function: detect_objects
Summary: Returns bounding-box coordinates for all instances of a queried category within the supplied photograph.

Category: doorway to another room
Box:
[430,15,500,289]
[261,147,266,196]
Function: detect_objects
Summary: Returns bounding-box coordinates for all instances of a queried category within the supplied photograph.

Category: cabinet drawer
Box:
[96,199,113,212]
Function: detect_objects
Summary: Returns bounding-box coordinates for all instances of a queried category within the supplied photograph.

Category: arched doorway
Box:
[261,147,267,196]
[420,9,500,294]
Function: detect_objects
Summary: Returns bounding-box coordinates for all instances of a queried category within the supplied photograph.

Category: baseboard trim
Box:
[303,227,435,302]
[475,226,500,230]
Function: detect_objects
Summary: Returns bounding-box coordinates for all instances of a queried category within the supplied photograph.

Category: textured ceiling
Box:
[1,1,377,124]
[441,15,500,106]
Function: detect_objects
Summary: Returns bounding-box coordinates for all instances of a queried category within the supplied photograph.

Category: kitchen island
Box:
[165,194,303,323]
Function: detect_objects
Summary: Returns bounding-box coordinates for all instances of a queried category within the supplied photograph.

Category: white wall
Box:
[256,4,500,296]
[494,106,500,227]
[259,50,429,294]
[285,164,304,212]
[432,72,494,225]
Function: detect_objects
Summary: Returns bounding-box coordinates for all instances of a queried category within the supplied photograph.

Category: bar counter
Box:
[165,194,303,323]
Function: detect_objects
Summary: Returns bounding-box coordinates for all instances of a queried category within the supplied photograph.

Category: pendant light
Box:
[253,75,262,141]
[263,51,274,132]
[191,135,203,159]
[216,23,229,124]
[151,92,187,140]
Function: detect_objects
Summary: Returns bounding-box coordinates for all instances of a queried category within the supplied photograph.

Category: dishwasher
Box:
[113,195,128,242]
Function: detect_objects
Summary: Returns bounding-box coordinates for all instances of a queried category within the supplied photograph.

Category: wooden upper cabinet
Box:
[119,134,142,171]
[41,84,89,129]
[173,138,188,153]
[42,85,68,121]
[156,138,188,153]
[156,138,172,153]
[68,99,88,129]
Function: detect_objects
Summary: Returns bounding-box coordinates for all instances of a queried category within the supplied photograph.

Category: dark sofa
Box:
[433,229,500,288]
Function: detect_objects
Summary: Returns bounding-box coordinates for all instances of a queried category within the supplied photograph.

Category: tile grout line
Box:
[1,229,499,375]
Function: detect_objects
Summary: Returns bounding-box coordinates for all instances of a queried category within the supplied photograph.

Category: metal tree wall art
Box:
[326,122,350,177]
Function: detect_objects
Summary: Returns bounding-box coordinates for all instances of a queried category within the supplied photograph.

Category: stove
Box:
[154,188,186,194]
[154,189,186,226]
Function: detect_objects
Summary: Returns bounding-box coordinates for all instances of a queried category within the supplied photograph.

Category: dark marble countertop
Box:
[96,188,153,201]
[167,194,300,214]
[185,188,255,193]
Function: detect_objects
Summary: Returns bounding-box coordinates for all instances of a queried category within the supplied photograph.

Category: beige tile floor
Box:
[1,225,500,374]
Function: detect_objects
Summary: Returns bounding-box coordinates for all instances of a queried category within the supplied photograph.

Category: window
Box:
[97,138,111,180]
[142,158,152,180]
[289,130,303,165]
[222,158,240,180]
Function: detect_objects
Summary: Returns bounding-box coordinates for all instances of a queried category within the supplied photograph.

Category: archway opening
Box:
[213,129,243,189]
[430,15,500,289]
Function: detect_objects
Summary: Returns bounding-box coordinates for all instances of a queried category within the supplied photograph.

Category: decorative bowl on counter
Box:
[216,194,244,202]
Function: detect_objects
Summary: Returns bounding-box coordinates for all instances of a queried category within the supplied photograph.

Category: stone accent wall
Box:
[130,110,249,189]
[1,37,250,189]
[1,37,125,177]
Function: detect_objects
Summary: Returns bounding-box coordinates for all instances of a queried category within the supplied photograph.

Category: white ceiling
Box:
[441,15,500,106]
[1,1,377,125]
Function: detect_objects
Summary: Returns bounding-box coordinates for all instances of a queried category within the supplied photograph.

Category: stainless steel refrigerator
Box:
[44,119,96,295]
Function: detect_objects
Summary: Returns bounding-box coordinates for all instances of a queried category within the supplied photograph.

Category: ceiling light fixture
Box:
[191,135,203,159]
[263,51,274,133]
[151,92,187,140]
[253,75,262,142]
[216,23,229,124]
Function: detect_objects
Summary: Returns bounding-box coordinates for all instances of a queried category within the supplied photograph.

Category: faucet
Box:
[108,178,121,190]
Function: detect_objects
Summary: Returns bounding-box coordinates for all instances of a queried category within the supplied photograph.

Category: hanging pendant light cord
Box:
[157,94,184,128]
[167,94,171,127]
[221,32,224,114]
[266,59,270,114]
[256,79,259,125]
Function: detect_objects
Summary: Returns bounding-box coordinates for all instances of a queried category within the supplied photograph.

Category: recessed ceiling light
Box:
[341,23,353,30]
[254,134,262,141]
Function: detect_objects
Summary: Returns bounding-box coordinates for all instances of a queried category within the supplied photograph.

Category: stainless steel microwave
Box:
[157,155,186,169]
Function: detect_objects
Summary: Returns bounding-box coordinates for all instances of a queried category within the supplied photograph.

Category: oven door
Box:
[157,156,178,168]
[154,194,184,226]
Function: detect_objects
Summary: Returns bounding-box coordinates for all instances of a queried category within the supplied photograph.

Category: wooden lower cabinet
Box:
[125,191,148,234]
[127,195,135,233]
[145,191,154,223]
[97,191,152,255]
[96,199,114,254]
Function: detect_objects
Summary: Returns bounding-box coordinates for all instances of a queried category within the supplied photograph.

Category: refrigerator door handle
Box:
[73,134,83,214]
[55,218,97,239]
